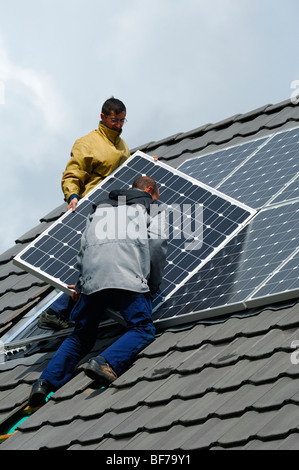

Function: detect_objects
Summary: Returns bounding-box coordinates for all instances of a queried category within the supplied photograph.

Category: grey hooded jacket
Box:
[75,189,168,296]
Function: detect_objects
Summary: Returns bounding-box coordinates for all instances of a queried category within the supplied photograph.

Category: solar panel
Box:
[14,151,255,314]
[153,200,299,327]
[179,127,299,209]
[218,127,299,208]
[178,137,268,189]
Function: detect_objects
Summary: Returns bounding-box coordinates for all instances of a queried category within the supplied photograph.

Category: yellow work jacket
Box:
[61,123,131,201]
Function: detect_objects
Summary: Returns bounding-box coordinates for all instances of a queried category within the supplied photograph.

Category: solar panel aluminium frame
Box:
[13,151,257,314]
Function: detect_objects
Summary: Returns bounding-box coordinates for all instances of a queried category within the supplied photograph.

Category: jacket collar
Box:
[98,122,122,144]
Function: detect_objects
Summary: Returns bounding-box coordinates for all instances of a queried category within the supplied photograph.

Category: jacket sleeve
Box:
[147,209,168,295]
[61,139,94,202]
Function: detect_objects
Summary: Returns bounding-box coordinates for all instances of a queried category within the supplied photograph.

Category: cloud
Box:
[0,36,69,252]
[0,37,67,133]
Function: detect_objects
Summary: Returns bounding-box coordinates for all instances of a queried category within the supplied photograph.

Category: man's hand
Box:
[67,197,79,212]
[67,284,80,302]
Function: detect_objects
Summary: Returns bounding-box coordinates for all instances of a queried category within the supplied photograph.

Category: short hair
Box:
[102,97,126,116]
[132,176,159,198]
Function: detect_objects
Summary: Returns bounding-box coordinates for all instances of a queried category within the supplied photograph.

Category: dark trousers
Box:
[41,290,155,390]
[47,292,74,319]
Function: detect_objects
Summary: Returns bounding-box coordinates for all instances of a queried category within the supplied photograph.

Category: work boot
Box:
[84,356,117,386]
[38,311,70,330]
[28,379,51,407]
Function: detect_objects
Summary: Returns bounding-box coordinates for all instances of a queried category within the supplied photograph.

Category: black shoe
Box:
[85,356,117,386]
[28,379,51,407]
[38,311,70,330]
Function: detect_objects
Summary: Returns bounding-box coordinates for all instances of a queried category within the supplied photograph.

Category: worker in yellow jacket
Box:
[39,97,131,330]
[62,97,130,212]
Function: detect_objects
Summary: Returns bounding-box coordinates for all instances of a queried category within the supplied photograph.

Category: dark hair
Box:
[132,176,159,198]
[102,97,126,116]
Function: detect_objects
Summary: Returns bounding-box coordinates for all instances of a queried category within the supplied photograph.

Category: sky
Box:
[0,0,299,254]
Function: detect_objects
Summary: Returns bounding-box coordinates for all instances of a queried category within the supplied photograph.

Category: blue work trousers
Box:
[41,290,155,390]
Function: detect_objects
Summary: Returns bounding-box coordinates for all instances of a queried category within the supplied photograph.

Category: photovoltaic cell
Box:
[14,151,255,314]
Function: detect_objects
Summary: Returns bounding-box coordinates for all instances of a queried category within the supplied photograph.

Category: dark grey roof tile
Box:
[265,104,299,127]
[160,151,194,168]
[0,424,39,450]
[154,145,174,158]
[216,409,277,447]
[234,104,272,122]
[0,244,29,265]
[0,260,24,281]
[108,378,167,410]
[142,348,196,381]
[156,138,192,159]
[77,410,135,447]
[78,386,127,420]
[0,287,51,332]
[109,402,168,436]
[33,421,88,450]
[253,377,299,409]
[0,272,46,296]
[276,303,299,328]
[184,129,225,153]
[108,427,184,451]
[40,202,67,222]
[0,362,43,389]
[0,382,30,413]
[93,434,138,450]
[68,441,99,450]
[0,352,53,372]
[247,328,296,356]
[265,99,293,112]
[174,124,211,140]
[50,371,93,402]
[257,404,299,440]
[207,114,242,130]
[174,323,223,349]
[142,328,193,356]
[248,350,296,383]
[276,433,299,450]
[180,416,240,450]
[240,439,283,450]
[146,132,184,148]
[0,285,50,316]
[14,221,50,244]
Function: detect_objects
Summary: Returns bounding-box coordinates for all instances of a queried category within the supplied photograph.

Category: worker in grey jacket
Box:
[29,176,168,406]
[75,181,167,296]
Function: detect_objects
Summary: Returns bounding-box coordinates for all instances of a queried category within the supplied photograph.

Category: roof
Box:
[1,97,299,450]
